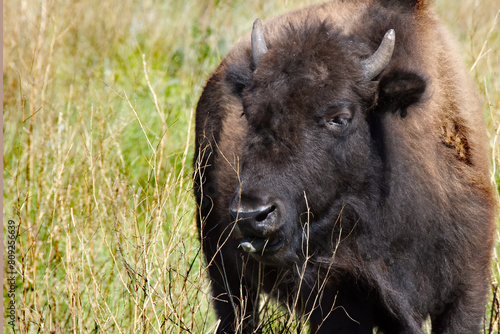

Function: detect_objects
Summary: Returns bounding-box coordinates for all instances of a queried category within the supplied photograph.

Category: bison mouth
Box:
[239,236,285,254]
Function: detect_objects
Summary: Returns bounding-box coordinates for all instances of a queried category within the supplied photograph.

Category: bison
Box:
[193,0,496,333]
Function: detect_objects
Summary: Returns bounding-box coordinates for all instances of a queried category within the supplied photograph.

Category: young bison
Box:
[193,0,496,333]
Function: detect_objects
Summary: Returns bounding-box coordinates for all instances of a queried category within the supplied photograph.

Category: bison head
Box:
[227,19,426,265]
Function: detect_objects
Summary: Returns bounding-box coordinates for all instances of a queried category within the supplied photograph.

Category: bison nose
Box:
[229,199,283,253]
[229,204,277,236]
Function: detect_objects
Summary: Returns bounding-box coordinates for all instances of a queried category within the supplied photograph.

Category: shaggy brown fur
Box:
[193,1,496,333]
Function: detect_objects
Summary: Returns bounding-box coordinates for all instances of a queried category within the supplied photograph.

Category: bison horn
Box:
[251,18,268,66]
[361,29,396,80]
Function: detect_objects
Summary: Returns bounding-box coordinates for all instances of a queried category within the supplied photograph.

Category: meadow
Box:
[3,0,499,332]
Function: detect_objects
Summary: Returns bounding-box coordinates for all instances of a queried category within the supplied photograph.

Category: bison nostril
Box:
[255,205,276,222]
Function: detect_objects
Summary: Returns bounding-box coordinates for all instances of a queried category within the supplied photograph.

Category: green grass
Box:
[3,0,500,333]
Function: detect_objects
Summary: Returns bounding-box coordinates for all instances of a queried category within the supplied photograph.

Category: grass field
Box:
[3,0,500,332]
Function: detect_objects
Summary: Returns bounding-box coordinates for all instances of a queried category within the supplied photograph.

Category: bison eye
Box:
[327,115,348,127]
[325,110,352,129]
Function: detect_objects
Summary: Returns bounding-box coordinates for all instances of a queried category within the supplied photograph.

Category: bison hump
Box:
[379,0,430,12]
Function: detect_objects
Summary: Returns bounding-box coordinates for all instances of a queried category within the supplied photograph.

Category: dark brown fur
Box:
[193,1,496,333]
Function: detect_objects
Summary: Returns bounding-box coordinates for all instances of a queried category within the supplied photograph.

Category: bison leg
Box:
[203,234,259,334]
[307,282,374,334]
[430,281,489,334]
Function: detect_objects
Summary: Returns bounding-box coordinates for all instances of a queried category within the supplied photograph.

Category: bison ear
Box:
[375,70,426,118]
[225,64,253,98]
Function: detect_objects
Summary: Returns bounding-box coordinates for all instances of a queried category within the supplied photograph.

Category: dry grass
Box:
[2,0,499,333]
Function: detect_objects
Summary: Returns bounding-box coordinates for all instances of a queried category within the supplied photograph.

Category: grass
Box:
[2,0,499,333]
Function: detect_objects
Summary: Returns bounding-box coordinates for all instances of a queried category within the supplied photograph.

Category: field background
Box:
[3,0,500,333]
